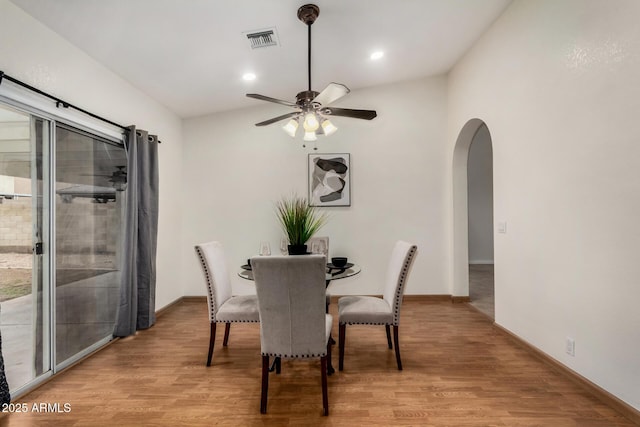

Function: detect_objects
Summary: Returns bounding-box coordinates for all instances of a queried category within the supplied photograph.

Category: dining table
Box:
[238,260,361,286]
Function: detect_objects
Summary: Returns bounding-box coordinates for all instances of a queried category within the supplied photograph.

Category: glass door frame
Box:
[30,114,52,386]
[0,95,124,399]
[0,97,54,398]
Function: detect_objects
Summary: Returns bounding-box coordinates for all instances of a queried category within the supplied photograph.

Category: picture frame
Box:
[308,153,350,207]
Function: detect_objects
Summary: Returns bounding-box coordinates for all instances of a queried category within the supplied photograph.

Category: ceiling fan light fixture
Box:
[370,51,385,60]
[321,119,337,136]
[246,4,377,146]
[303,130,317,141]
[303,112,319,131]
[282,119,299,137]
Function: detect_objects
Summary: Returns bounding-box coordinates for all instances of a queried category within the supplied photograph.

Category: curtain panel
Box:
[114,127,159,337]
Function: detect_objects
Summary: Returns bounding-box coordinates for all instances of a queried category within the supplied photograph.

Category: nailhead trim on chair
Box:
[195,245,259,324]
[216,320,259,323]
[195,246,218,322]
[392,245,417,326]
[340,321,389,325]
[262,352,327,358]
[338,244,417,327]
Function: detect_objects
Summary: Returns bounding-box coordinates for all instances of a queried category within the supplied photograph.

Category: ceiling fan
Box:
[246,4,377,142]
[83,166,127,191]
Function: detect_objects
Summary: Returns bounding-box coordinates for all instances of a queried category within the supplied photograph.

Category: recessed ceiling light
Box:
[242,72,257,81]
[370,51,384,60]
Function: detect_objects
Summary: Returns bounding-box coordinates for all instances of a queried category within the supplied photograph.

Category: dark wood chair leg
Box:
[261,355,269,414]
[393,325,402,370]
[321,355,329,416]
[223,322,231,346]
[269,357,281,373]
[327,338,334,375]
[207,323,216,366]
[338,324,346,371]
[385,324,393,349]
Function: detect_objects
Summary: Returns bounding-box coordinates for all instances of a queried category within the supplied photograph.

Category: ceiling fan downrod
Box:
[298,4,319,92]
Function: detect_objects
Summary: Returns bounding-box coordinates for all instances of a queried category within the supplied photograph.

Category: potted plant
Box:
[276,194,328,255]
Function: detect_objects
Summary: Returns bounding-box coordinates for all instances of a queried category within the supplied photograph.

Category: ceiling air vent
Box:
[244,27,279,49]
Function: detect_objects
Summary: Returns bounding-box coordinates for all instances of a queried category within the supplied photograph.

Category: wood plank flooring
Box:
[2,299,636,426]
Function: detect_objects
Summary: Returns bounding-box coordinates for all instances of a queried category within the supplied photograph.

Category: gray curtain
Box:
[114,127,159,337]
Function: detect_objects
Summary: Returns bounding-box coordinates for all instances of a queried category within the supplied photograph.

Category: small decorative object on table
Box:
[276,194,328,255]
[331,257,348,268]
[309,237,328,256]
[259,241,271,256]
[279,237,289,255]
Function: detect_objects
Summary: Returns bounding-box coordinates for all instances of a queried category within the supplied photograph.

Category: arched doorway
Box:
[452,119,495,319]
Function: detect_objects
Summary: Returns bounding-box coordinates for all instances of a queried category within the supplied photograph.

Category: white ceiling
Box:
[9,0,511,118]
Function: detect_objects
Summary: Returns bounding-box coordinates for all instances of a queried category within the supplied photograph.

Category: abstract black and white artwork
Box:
[308,153,350,207]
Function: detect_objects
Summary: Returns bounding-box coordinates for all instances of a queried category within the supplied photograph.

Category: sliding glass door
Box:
[54,124,125,366]
[0,100,125,395]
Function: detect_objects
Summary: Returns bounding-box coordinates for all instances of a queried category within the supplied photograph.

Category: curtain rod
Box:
[1,70,131,135]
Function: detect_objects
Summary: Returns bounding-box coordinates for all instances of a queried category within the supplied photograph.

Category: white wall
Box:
[181,77,449,297]
[0,0,184,309]
[467,124,493,263]
[448,0,640,410]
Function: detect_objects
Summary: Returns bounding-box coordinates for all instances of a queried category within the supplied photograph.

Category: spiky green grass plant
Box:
[276,194,328,246]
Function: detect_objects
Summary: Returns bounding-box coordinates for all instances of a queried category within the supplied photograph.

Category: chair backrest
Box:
[195,241,233,322]
[251,255,328,358]
[382,241,418,325]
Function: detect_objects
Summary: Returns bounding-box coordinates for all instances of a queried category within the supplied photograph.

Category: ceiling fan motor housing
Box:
[296,90,320,107]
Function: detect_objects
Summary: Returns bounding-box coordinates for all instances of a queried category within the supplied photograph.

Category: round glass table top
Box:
[238,262,361,282]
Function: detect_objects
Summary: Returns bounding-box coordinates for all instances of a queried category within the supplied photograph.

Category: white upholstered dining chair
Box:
[307,236,331,308]
[195,241,260,366]
[338,240,417,371]
[251,254,332,416]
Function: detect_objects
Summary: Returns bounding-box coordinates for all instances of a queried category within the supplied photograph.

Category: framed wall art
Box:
[308,153,350,207]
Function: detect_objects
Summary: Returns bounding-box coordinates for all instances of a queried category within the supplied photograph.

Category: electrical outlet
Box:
[565,337,575,356]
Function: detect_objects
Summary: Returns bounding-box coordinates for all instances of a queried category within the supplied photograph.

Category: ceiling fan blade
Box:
[324,107,377,120]
[246,93,297,108]
[255,112,300,126]
[313,83,350,106]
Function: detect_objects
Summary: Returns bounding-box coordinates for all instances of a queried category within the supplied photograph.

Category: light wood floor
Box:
[3,299,636,426]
